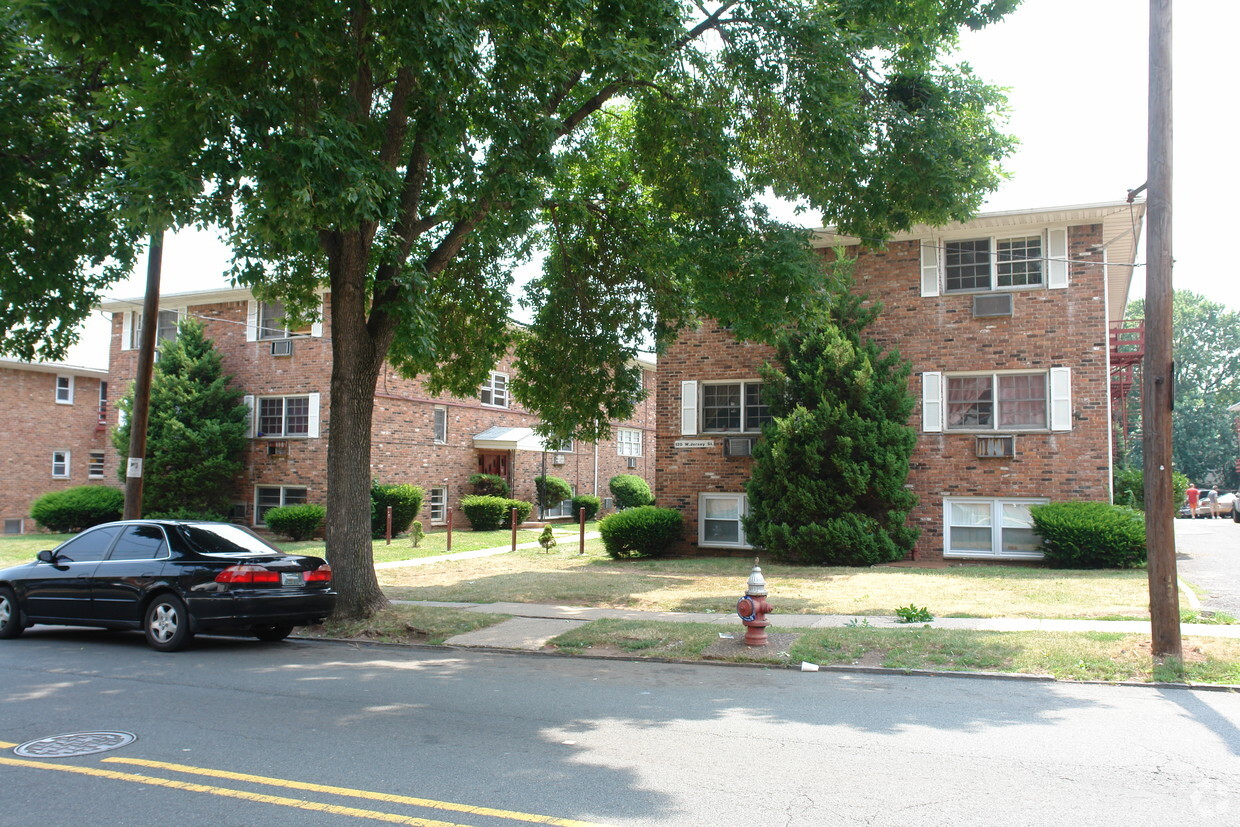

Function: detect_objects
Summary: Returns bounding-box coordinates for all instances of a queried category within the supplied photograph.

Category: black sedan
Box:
[0,520,335,652]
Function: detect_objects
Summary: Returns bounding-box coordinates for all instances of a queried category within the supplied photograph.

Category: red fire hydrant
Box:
[737,558,773,647]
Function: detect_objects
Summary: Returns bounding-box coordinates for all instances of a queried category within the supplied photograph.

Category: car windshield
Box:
[174,524,284,557]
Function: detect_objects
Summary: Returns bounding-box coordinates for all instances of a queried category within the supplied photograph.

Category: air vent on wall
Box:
[267,440,289,457]
[973,293,1014,318]
[552,454,566,465]
[626,456,638,469]
[271,339,293,356]
[724,437,754,457]
[975,435,1015,458]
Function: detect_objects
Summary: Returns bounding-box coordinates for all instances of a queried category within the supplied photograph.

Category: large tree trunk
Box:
[324,243,392,620]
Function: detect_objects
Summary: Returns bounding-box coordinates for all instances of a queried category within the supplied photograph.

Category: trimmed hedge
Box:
[30,486,124,533]
[1112,466,1189,516]
[370,482,425,538]
[145,507,228,522]
[460,495,533,531]
[468,473,510,498]
[570,494,602,521]
[598,506,683,559]
[534,475,572,512]
[609,474,654,509]
[264,504,326,541]
[1029,501,1147,569]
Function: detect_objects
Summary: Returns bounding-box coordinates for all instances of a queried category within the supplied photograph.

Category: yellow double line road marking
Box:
[0,748,609,827]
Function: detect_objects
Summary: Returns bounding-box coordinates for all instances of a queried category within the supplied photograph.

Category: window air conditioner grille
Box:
[724,437,754,457]
[267,440,289,457]
[626,456,638,469]
[271,339,293,356]
[552,454,566,465]
[975,435,1015,458]
[973,293,1014,318]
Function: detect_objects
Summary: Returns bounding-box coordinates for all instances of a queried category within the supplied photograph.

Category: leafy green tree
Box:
[1125,291,1240,487]
[744,268,919,565]
[11,1,1016,618]
[112,320,249,516]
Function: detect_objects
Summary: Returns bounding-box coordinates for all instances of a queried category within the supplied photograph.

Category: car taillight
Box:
[305,564,332,583]
[215,564,281,584]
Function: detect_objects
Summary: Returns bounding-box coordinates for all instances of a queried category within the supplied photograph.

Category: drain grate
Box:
[14,731,137,758]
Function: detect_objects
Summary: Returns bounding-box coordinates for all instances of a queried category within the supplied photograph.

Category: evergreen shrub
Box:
[1112,467,1189,516]
[468,473,510,497]
[460,496,532,531]
[264,504,326,541]
[30,486,124,532]
[534,475,572,512]
[609,474,654,509]
[1029,501,1147,568]
[370,482,425,538]
[570,494,602,521]
[598,506,683,559]
[144,507,228,522]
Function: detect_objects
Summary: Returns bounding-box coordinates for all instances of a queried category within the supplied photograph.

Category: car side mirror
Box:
[37,550,56,563]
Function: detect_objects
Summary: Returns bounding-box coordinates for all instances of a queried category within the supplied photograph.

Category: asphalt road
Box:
[1175,517,1240,618]
[2,631,1239,826]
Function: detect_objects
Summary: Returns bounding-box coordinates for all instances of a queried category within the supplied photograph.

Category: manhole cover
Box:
[14,731,137,758]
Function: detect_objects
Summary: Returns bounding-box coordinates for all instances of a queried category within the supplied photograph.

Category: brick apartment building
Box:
[0,358,117,534]
[656,201,1145,562]
[100,287,656,529]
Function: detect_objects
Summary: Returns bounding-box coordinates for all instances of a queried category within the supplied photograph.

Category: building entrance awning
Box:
[472,426,549,452]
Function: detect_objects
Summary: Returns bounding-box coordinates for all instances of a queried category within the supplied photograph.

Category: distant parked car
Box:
[1177,492,1237,519]
[0,520,334,651]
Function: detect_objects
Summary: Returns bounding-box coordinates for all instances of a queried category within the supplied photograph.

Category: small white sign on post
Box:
[673,439,715,449]
[126,458,144,478]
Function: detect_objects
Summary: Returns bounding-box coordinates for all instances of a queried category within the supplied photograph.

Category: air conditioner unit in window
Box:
[626,456,638,469]
[602,497,614,510]
[973,293,1014,318]
[975,435,1015,458]
[552,454,566,465]
[270,339,293,356]
[267,440,289,457]
[724,437,754,457]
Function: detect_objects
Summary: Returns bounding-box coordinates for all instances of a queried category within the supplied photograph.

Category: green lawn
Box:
[0,533,73,567]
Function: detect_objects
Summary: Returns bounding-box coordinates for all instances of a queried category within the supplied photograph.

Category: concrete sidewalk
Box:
[389,599,1240,651]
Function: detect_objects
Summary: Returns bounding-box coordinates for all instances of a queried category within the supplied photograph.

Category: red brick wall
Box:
[0,367,117,533]
[656,224,1112,561]
[107,293,656,528]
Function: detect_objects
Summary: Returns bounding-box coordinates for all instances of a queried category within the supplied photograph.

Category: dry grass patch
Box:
[379,546,1156,619]
[298,604,509,645]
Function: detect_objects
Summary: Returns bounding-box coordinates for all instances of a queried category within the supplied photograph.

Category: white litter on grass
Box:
[800,661,820,672]
[718,633,735,639]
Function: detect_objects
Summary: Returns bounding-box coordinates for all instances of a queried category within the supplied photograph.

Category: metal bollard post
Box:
[386,506,393,545]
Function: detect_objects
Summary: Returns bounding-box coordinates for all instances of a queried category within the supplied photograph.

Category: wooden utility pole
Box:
[1143,0,1181,660]
[123,229,164,520]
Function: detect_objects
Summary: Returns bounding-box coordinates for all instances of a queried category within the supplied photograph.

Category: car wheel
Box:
[144,594,194,652]
[253,624,294,642]
[0,586,23,639]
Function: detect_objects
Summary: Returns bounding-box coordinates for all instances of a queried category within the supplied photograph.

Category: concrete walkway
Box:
[390,599,1240,651]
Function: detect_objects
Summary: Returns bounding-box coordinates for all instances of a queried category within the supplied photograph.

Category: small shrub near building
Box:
[1030,501,1147,569]
[599,506,683,559]
[264,504,326,541]
[370,482,425,538]
[609,474,654,509]
[468,473,510,498]
[1112,467,1189,516]
[534,475,572,514]
[30,486,124,533]
[570,494,602,521]
[460,496,533,531]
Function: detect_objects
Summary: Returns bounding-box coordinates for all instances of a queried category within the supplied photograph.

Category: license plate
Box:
[281,572,303,587]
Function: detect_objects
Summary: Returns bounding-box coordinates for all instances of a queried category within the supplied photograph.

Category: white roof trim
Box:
[0,357,108,378]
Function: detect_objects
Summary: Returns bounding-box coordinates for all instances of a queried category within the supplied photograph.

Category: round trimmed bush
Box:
[468,473,510,498]
[1029,501,1147,568]
[264,504,326,541]
[30,486,123,533]
[370,482,424,538]
[609,474,654,509]
[570,494,602,521]
[534,475,572,512]
[460,496,533,531]
[598,506,683,559]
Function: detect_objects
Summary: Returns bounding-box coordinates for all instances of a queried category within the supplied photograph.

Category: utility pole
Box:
[123,229,164,520]
[1143,0,1181,661]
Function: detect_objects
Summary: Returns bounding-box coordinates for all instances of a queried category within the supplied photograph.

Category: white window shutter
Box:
[922,372,943,432]
[243,394,255,437]
[246,300,258,342]
[920,240,940,297]
[680,380,698,435]
[121,312,134,351]
[1050,368,1072,430]
[311,293,324,337]
[307,393,321,438]
[1047,228,1069,289]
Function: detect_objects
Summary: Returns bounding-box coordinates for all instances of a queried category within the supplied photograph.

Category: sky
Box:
[63,0,1238,368]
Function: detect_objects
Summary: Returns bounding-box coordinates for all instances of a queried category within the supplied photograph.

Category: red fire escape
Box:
[1110,320,1145,460]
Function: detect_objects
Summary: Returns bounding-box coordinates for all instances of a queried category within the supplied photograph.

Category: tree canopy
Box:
[6,0,1018,617]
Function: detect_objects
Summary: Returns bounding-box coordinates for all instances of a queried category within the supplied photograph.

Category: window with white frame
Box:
[98,381,108,424]
[131,309,180,348]
[433,407,448,444]
[52,451,70,478]
[429,487,447,524]
[546,437,573,453]
[258,396,311,437]
[479,372,508,407]
[699,493,748,548]
[944,498,1046,559]
[258,300,312,340]
[946,372,1048,430]
[255,486,308,525]
[944,235,1044,293]
[616,428,642,457]
[55,375,73,404]
[88,452,105,478]
[544,486,575,519]
[701,382,770,433]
